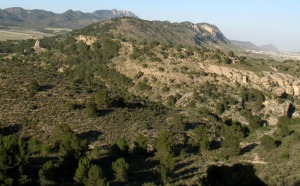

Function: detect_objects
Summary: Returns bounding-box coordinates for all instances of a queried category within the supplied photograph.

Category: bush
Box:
[85,102,97,117]
[137,82,152,91]
[228,51,235,57]
[216,103,225,115]
[94,91,111,107]
[161,86,170,92]
[28,79,40,96]
[260,135,276,150]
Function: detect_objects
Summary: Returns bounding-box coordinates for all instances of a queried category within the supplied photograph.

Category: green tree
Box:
[157,165,169,184]
[38,161,58,186]
[112,158,129,182]
[134,133,148,153]
[85,165,107,186]
[51,124,73,144]
[249,115,263,130]
[110,137,129,157]
[0,173,13,186]
[155,130,175,171]
[277,116,290,137]
[0,134,28,168]
[27,136,41,155]
[58,132,87,160]
[189,125,210,152]
[51,124,87,160]
[74,157,91,184]
[221,125,244,157]
[116,137,129,152]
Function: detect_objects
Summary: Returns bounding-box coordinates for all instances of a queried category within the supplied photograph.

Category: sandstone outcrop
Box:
[76,35,97,46]
[32,40,46,53]
[263,100,296,125]
[204,64,300,97]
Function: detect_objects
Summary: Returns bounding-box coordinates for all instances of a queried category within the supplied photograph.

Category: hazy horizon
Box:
[1,0,300,52]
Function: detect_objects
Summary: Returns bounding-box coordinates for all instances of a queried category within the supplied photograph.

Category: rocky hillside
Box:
[76,18,233,50]
[0,7,138,29]
[1,17,300,185]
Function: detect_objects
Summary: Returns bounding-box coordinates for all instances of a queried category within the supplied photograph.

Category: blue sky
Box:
[1,0,300,52]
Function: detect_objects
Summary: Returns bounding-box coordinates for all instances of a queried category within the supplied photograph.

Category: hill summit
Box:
[76,17,230,48]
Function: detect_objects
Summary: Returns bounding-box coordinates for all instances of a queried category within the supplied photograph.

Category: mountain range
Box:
[0,7,138,29]
[230,40,279,53]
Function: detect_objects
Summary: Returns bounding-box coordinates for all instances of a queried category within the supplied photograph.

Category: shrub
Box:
[228,51,235,57]
[158,67,165,72]
[28,79,40,96]
[94,91,111,107]
[161,86,170,92]
[85,102,97,117]
[216,103,225,115]
[137,82,152,91]
[260,135,276,150]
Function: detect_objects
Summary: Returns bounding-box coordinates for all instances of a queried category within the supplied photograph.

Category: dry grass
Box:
[0,27,53,41]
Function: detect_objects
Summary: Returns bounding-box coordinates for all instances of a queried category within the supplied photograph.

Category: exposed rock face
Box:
[32,39,46,53]
[34,40,40,48]
[204,64,300,97]
[76,35,97,46]
[292,81,300,96]
[201,24,215,35]
[263,100,296,125]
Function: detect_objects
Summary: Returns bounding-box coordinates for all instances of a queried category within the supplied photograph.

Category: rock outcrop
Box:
[32,40,46,53]
[204,64,300,97]
[76,35,97,46]
[263,100,296,125]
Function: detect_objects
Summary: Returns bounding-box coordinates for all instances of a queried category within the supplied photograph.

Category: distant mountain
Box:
[230,40,279,53]
[0,7,138,29]
[230,40,259,51]
[259,44,279,53]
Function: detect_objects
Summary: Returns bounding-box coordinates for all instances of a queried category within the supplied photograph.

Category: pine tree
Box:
[38,161,58,186]
[112,158,129,182]
[74,157,91,184]
[85,165,106,186]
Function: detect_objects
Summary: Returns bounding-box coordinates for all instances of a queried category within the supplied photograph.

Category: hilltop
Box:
[75,17,234,50]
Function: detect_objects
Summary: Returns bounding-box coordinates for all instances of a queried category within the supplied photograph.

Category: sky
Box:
[1,0,300,52]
